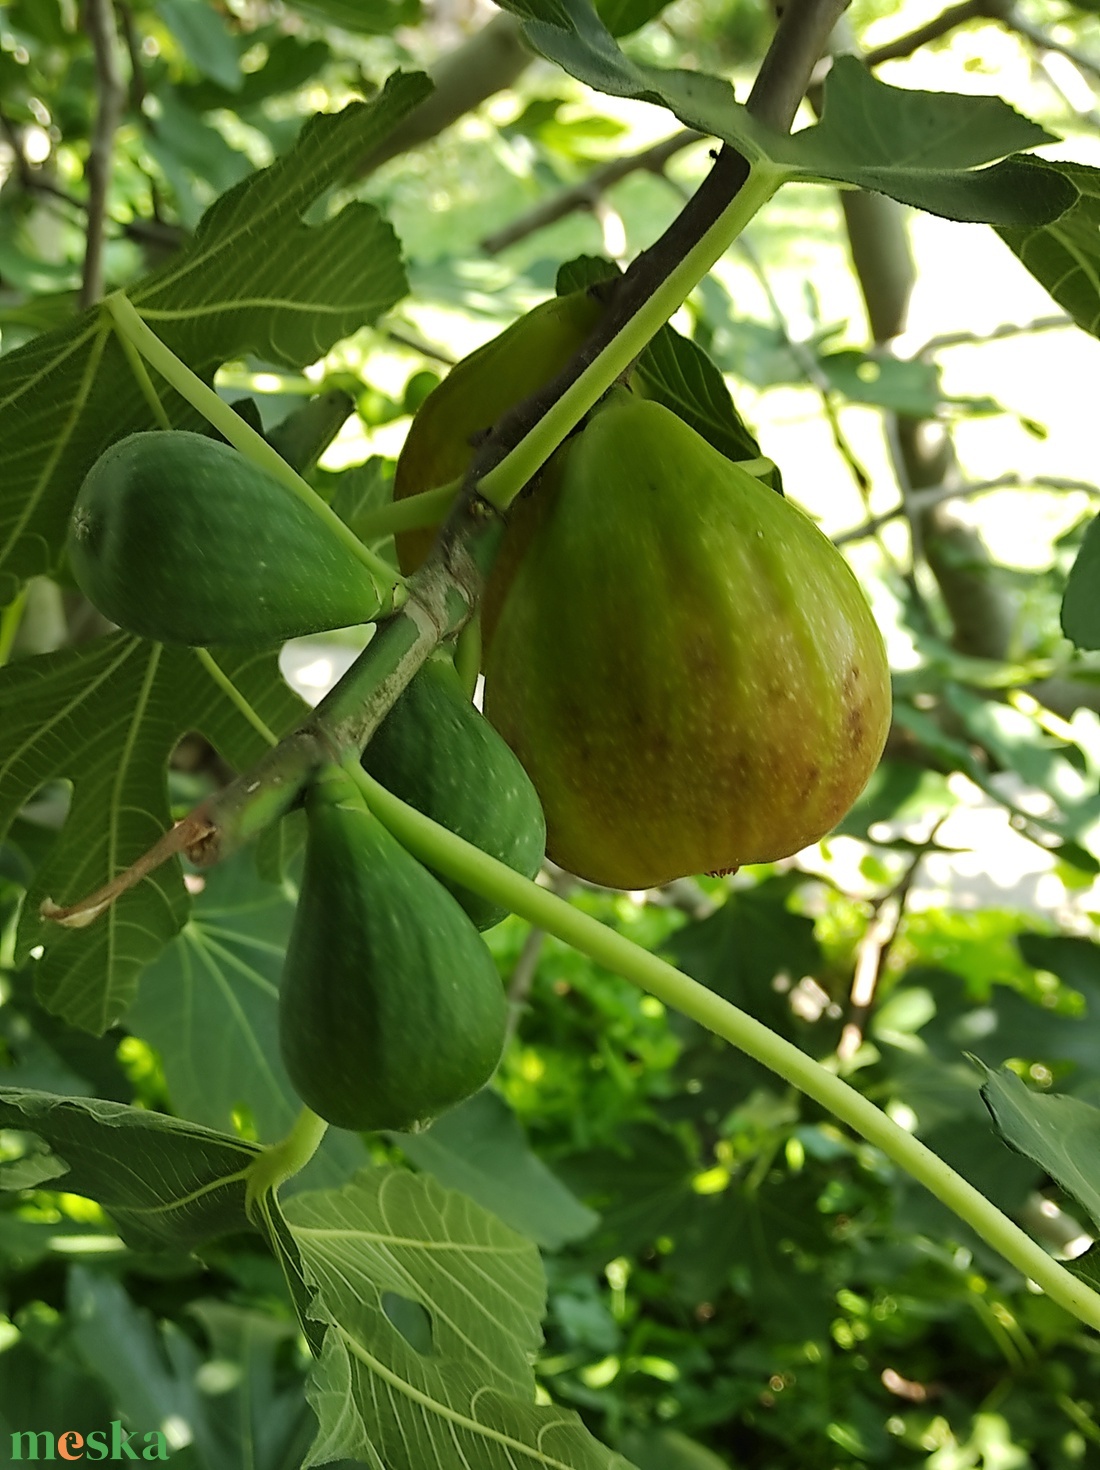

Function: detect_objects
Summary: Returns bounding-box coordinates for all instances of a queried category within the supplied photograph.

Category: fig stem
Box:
[244,1106,329,1219]
[195,650,279,748]
[353,479,462,541]
[352,765,1100,1337]
[476,165,782,515]
[114,318,172,430]
[454,616,481,699]
[104,292,405,609]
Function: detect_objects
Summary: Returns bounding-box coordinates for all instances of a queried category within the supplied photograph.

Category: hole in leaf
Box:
[381,1292,433,1355]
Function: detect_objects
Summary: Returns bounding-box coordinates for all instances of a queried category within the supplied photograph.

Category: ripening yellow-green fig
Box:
[482,390,892,890]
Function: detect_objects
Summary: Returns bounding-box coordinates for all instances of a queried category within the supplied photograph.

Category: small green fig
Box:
[362,656,546,929]
[482,391,892,890]
[279,765,507,1133]
[67,431,382,645]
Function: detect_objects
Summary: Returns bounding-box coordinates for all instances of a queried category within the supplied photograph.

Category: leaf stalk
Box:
[353,768,1100,1336]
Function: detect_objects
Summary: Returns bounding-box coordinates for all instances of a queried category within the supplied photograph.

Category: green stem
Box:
[352,768,1100,1336]
[477,165,782,514]
[104,292,405,606]
[354,480,462,542]
[115,325,172,429]
[454,616,481,698]
[0,586,28,667]
[244,1106,328,1218]
[194,649,279,747]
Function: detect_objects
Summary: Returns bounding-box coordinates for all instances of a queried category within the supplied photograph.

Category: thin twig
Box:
[835,473,1100,546]
[115,0,147,115]
[481,131,704,255]
[81,0,126,309]
[914,314,1072,357]
[41,813,215,927]
[1002,3,1100,84]
[380,324,457,366]
[504,924,548,1045]
[837,828,941,1061]
[0,110,181,249]
[736,233,874,496]
[859,0,996,68]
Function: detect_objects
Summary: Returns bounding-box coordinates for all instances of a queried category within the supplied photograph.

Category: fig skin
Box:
[393,289,604,573]
[279,765,507,1133]
[482,391,892,890]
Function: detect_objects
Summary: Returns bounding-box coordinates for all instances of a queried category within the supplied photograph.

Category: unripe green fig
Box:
[393,289,603,572]
[362,656,545,929]
[67,431,384,645]
[482,391,891,890]
[279,765,507,1133]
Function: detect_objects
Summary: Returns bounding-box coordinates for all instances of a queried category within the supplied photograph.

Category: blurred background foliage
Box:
[5,0,1100,1466]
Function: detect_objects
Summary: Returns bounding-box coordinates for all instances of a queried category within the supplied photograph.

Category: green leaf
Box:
[0,966,131,1099]
[913,966,1100,1081]
[595,0,670,37]
[978,1064,1100,1231]
[555,255,619,294]
[1062,511,1100,648]
[941,685,1100,853]
[393,1089,599,1249]
[0,638,304,1032]
[156,0,242,91]
[1018,932,1100,1009]
[283,0,421,35]
[765,57,1073,225]
[0,1338,114,1451]
[326,457,396,543]
[125,852,372,1187]
[67,1274,325,1470]
[618,1429,730,1470]
[282,1168,633,1469]
[0,1087,258,1250]
[180,36,332,114]
[558,1122,695,1254]
[817,350,944,417]
[125,853,299,1137]
[562,1127,829,1325]
[999,160,1100,338]
[892,696,1100,873]
[664,877,821,1041]
[1069,1245,1100,1293]
[147,87,255,226]
[68,1266,205,1460]
[634,323,775,486]
[0,77,430,602]
[185,1301,321,1470]
[498,3,1073,226]
[267,388,355,475]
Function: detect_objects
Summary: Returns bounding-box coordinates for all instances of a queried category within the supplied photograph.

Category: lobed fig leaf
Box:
[482,391,892,890]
